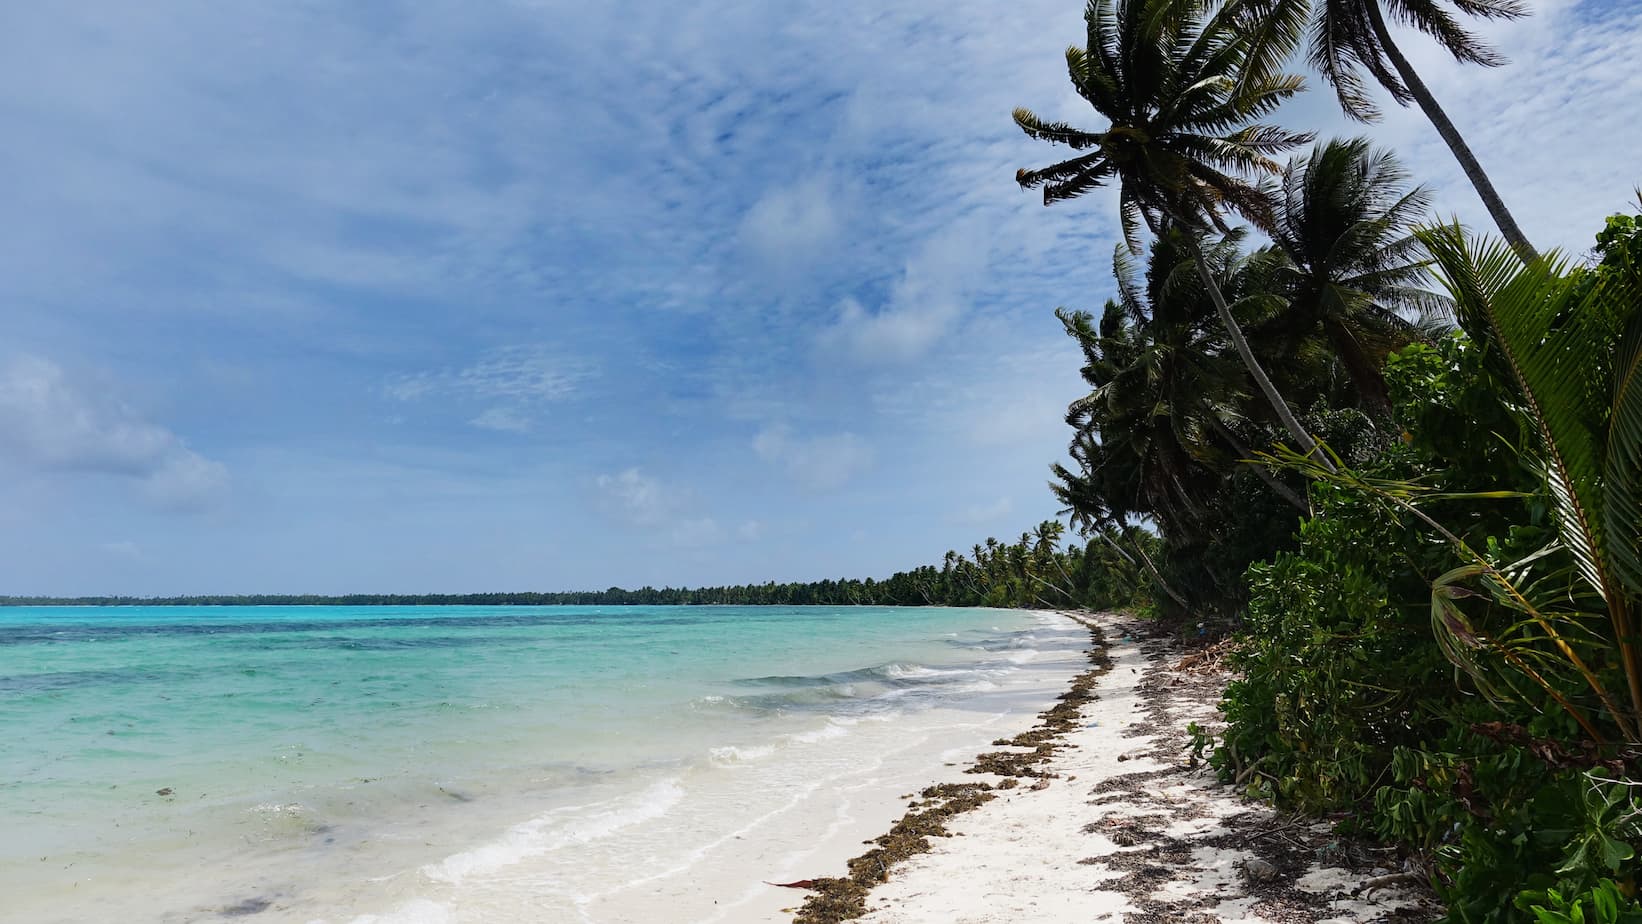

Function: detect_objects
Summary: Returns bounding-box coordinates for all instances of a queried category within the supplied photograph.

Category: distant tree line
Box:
[0,521,1154,611]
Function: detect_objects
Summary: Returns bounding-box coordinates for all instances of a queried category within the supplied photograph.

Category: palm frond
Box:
[1012,108,1105,148]
[1605,300,1642,600]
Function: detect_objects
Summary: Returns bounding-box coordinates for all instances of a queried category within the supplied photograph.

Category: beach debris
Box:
[766,879,821,890]
[1030,779,1051,791]
[1353,871,1427,898]
[1239,857,1280,883]
[217,896,272,916]
[155,787,174,797]
[1171,637,1236,675]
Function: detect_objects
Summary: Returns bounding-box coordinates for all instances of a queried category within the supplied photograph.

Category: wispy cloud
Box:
[593,467,738,550]
[753,424,874,491]
[386,346,596,433]
[594,467,677,528]
[2,0,1636,591]
[386,346,594,403]
[817,223,989,364]
[469,407,535,434]
[0,356,228,511]
[740,174,853,278]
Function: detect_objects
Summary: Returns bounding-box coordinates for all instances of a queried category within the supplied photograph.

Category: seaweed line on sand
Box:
[790,615,1113,924]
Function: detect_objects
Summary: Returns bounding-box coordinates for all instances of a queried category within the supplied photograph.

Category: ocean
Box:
[0,605,1087,923]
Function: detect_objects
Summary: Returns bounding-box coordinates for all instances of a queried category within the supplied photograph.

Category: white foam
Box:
[347,898,455,924]
[882,663,973,680]
[707,744,777,766]
[250,802,307,815]
[788,718,851,744]
[419,777,685,884]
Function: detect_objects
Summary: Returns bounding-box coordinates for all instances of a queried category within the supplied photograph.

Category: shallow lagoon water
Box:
[0,605,1083,922]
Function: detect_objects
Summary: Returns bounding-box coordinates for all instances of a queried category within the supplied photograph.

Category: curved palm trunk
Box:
[1094,530,1137,567]
[1205,416,1312,512]
[1186,236,1337,473]
[1116,517,1189,609]
[1365,1,1538,263]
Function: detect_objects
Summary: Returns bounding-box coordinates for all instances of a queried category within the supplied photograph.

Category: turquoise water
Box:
[0,605,1072,923]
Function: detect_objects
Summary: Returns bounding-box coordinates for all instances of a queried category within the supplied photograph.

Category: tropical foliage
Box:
[1013,0,1641,918]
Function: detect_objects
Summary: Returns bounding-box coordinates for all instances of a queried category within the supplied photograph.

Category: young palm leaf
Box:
[1421,224,1642,732]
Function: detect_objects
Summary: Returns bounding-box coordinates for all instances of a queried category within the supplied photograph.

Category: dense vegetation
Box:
[1013,0,1642,918]
[0,522,1153,610]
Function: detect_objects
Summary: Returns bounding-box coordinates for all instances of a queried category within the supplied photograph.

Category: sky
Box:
[1,0,1639,596]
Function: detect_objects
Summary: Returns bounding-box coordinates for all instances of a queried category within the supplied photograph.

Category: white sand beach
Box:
[763,613,1442,924]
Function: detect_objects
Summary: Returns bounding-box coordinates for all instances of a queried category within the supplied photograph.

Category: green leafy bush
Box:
[1216,311,1642,920]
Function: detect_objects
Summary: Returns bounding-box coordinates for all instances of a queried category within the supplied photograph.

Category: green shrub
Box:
[1215,319,1642,920]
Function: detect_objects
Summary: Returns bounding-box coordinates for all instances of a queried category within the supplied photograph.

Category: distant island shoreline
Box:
[0,589,967,608]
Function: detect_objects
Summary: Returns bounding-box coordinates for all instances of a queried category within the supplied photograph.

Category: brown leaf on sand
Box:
[767,880,821,890]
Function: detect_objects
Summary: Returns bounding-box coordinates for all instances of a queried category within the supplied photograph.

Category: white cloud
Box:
[387,345,594,404]
[736,519,764,542]
[387,345,595,432]
[818,223,988,363]
[740,174,850,275]
[594,467,675,527]
[470,406,533,433]
[593,467,733,550]
[753,424,874,491]
[0,356,228,510]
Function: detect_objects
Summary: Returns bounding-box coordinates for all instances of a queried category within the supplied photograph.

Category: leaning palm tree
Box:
[1268,137,1447,416]
[1052,442,1191,609]
[1064,233,1315,521]
[1307,0,1536,261]
[1014,0,1326,465]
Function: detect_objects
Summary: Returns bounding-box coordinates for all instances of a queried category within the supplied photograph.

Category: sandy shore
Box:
[775,613,1442,924]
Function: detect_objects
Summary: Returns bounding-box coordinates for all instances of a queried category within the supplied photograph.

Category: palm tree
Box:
[1063,232,1312,522]
[1268,137,1446,416]
[1307,0,1535,261]
[1014,0,1326,465]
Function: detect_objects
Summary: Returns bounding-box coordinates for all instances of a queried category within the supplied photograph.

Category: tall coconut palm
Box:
[1307,0,1535,260]
[1014,0,1326,465]
[1062,232,1312,527]
[1268,137,1446,416]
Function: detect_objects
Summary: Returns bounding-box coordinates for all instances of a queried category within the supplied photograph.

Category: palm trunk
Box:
[1097,531,1137,567]
[1132,536,1188,609]
[1046,548,1080,596]
[1365,1,1537,263]
[1115,518,1188,609]
[1186,235,1336,473]
[1205,416,1312,512]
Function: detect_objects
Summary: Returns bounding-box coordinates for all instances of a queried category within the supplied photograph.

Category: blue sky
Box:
[1,0,1638,595]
